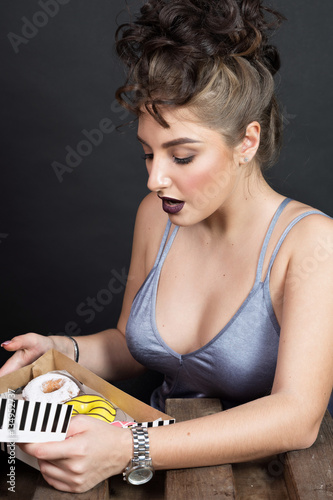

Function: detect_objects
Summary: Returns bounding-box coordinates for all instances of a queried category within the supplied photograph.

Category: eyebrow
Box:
[137,135,202,149]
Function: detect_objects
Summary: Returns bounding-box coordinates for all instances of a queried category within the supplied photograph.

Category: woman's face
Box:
[137,108,246,226]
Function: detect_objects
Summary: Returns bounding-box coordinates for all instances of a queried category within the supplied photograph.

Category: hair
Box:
[115,0,286,169]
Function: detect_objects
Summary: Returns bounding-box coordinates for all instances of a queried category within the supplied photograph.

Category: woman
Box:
[1,0,332,493]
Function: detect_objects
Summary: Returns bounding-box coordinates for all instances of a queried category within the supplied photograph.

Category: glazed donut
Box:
[22,372,80,404]
[65,394,117,423]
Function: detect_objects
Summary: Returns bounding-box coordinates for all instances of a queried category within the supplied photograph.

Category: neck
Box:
[197,171,283,241]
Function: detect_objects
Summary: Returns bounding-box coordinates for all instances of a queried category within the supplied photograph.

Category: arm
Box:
[50,329,145,381]
[0,331,139,381]
[148,215,333,469]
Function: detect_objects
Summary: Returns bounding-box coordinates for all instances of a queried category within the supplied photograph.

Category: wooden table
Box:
[1,399,332,499]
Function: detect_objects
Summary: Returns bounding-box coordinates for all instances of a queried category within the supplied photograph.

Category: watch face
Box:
[128,467,154,485]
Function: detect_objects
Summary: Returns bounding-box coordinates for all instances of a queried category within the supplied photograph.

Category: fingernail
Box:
[1,340,12,347]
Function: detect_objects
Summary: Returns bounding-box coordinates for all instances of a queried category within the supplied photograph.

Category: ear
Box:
[237,121,261,165]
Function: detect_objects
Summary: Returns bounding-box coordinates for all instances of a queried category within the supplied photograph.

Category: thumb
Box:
[65,415,92,439]
[1,334,34,352]
[0,334,42,377]
[1,338,20,351]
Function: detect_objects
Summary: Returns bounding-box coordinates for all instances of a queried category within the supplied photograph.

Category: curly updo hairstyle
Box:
[115,0,285,169]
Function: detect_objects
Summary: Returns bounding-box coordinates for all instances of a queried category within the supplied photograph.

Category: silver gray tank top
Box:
[126,198,329,411]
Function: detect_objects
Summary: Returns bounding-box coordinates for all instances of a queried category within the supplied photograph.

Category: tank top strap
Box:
[265,209,329,281]
[255,197,292,282]
[153,219,180,269]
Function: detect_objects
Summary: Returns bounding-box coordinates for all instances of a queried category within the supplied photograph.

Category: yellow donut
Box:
[65,394,117,423]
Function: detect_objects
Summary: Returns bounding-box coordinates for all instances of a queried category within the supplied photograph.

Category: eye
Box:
[142,153,153,162]
[173,156,194,165]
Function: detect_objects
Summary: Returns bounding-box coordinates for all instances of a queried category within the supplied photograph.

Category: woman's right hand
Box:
[0,333,55,377]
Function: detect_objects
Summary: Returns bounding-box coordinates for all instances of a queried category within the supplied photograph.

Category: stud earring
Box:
[244,157,249,163]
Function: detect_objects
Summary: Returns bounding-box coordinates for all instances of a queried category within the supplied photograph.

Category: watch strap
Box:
[123,425,154,485]
[132,426,151,462]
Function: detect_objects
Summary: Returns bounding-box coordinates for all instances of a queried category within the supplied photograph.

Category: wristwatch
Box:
[123,426,155,485]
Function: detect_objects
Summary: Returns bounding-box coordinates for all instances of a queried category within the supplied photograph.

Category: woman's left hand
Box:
[19,415,132,493]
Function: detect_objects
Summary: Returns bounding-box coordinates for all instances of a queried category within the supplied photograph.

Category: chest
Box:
[154,231,285,355]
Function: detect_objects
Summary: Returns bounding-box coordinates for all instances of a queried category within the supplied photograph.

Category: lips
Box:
[159,196,185,215]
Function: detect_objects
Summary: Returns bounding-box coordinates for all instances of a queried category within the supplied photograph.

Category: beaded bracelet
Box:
[65,335,79,363]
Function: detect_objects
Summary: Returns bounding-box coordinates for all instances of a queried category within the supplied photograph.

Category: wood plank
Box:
[232,456,289,500]
[284,410,333,500]
[165,398,236,499]
[32,476,109,500]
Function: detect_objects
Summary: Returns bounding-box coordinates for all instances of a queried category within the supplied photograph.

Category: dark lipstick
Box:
[159,196,185,215]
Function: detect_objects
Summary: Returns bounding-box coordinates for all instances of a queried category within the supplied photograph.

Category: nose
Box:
[146,158,172,193]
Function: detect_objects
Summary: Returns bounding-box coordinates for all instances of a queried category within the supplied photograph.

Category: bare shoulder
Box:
[284,200,333,260]
[134,192,170,272]
[287,199,332,233]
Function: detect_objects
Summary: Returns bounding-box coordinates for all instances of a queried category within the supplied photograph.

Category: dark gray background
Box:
[1,1,332,402]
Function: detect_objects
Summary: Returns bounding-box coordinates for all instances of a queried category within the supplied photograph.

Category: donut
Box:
[22,372,80,404]
[65,394,117,423]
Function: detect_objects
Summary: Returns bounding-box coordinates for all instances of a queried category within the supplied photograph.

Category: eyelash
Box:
[142,154,153,162]
[174,156,194,165]
[142,154,194,165]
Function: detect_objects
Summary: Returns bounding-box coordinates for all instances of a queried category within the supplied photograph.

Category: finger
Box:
[37,454,88,493]
[38,461,76,493]
[65,414,99,438]
[1,338,21,353]
[39,458,69,480]
[0,333,50,377]
[19,417,100,460]
[1,340,13,348]
[38,454,102,494]
[42,477,74,494]
[0,350,27,377]
[0,349,35,377]
[42,474,87,494]
[1,334,34,351]
[19,439,74,462]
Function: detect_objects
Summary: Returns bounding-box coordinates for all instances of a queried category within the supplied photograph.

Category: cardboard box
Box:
[0,349,174,469]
